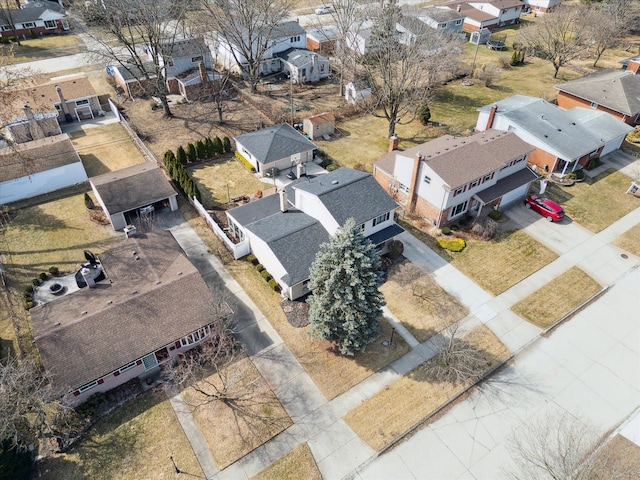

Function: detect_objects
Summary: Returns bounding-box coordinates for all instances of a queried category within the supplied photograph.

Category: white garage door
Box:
[499,183,529,207]
[600,135,626,156]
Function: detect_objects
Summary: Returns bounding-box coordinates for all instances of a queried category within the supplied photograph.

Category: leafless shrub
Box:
[474,64,502,88]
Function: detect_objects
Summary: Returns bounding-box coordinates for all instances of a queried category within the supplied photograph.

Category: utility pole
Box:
[290,72,294,126]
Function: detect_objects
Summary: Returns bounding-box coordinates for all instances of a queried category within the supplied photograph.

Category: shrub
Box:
[24,285,34,294]
[150,100,161,110]
[417,102,431,125]
[223,136,232,153]
[186,143,197,163]
[48,266,59,276]
[195,139,207,159]
[205,137,215,157]
[488,210,502,220]
[386,239,404,259]
[246,254,258,265]
[84,193,95,210]
[441,226,452,235]
[586,158,601,170]
[235,151,256,172]
[268,278,280,291]
[176,146,187,165]
[437,237,466,252]
[510,50,520,66]
[260,270,272,281]
[24,299,34,310]
[0,439,32,480]
[213,136,223,155]
[255,263,264,272]
[450,224,460,231]
[39,272,48,281]
[32,278,40,286]
[326,163,339,171]
[574,169,585,180]
[30,29,37,39]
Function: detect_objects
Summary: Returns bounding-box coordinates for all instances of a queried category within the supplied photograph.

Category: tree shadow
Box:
[79,153,111,177]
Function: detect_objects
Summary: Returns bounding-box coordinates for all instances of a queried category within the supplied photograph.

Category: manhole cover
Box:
[621,253,629,259]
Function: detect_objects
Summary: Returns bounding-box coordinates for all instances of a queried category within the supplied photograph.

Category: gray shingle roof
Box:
[234,123,317,165]
[555,70,640,117]
[90,162,177,214]
[479,95,604,161]
[32,232,216,391]
[275,48,328,68]
[564,107,633,142]
[475,168,538,203]
[0,6,64,25]
[271,20,306,38]
[419,6,464,22]
[160,37,208,58]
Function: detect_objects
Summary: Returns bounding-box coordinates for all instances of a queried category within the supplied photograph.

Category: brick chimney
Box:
[55,85,70,117]
[485,105,497,130]
[389,134,399,152]
[23,104,46,141]
[198,61,209,86]
[279,188,288,212]
[407,152,422,214]
[456,4,461,12]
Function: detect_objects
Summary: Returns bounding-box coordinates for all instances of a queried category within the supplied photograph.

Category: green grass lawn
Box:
[511,267,602,329]
[546,170,640,233]
[35,391,202,480]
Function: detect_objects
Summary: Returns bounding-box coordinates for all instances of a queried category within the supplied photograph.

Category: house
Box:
[90,162,178,231]
[106,61,158,100]
[275,48,330,84]
[0,5,69,39]
[306,25,340,54]
[554,70,640,125]
[213,20,307,76]
[2,74,102,144]
[620,55,640,74]
[226,168,404,300]
[0,134,88,204]
[403,5,465,34]
[346,20,375,55]
[31,232,225,405]
[476,95,634,175]
[234,123,317,176]
[303,112,335,140]
[373,131,537,227]
[442,0,524,31]
[522,0,563,14]
[149,37,218,98]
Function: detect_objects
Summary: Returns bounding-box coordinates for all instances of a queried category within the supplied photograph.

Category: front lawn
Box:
[546,170,640,233]
[35,390,202,480]
[182,356,292,469]
[251,443,321,480]
[613,224,640,258]
[511,267,601,330]
[2,35,86,63]
[380,261,468,342]
[344,325,510,451]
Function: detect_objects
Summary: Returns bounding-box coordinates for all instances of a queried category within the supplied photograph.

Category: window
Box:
[76,99,89,106]
[590,102,597,109]
[44,20,56,29]
[118,361,137,374]
[482,173,494,183]
[54,103,62,112]
[453,186,465,197]
[21,22,36,28]
[451,201,468,218]
[359,223,366,231]
[290,35,300,43]
[320,64,325,72]
[191,55,203,63]
[423,175,431,184]
[470,179,479,189]
[455,19,462,25]
[78,380,99,393]
[438,23,445,29]
[399,183,409,193]
[373,212,390,226]
[180,325,211,347]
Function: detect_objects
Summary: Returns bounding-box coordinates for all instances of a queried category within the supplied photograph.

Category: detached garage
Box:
[90,163,178,231]
[0,134,88,205]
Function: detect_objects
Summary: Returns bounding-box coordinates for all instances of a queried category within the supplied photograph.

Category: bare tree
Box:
[582,8,621,67]
[0,355,67,450]
[83,0,190,117]
[507,409,640,480]
[200,0,294,94]
[359,0,462,137]
[516,6,587,78]
[602,0,637,28]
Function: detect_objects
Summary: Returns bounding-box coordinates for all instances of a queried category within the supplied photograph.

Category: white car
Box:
[315,5,335,15]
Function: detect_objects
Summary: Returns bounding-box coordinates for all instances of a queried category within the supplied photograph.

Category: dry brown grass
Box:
[36,390,202,480]
[69,123,147,177]
[345,325,510,451]
[511,267,602,330]
[613,224,640,258]
[380,260,468,342]
[251,442,322,480]
[187,157,267,207]
[182,357,292,469]
[590,434,640,479]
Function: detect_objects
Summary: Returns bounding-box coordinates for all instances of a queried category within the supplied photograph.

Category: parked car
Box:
[315,5,335,14]
[524,195,565,222]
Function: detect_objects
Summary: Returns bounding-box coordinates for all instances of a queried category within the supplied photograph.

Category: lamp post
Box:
[169,456,181,475]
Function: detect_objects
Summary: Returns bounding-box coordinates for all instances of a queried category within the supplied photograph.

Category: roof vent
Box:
[54,322,61,327]
[543,134,548,138]
[435,151,440,154]
[81,311,88,315]
[132,251,137,255]
[135,256,140,260]
[331,180,339,185]
[156,281,161,285]
[131,290,138,295]
[106,300,112,305]
[177,271,182,276]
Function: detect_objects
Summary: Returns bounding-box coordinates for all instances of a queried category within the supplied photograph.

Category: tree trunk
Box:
[160,94,172,117]
[216,104,224,124]
[553,63,560,78]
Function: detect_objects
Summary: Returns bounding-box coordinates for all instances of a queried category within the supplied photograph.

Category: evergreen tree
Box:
[213,136,223,155]
[186,143,197,163]
[195,139,207,159]
[307,218,384,355]
[223,136,232,153]
[205,137,215,157]
[176,145,187,165]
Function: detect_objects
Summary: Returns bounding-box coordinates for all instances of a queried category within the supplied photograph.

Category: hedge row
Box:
[172,136,232,165]
[163,150,202,202]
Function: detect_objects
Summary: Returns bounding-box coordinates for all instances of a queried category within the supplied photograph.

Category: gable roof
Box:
[271,20,306,38]
[234,123,317,165]
[110,61,158,82]
[442,2,496,22]
[479,95,607,161]
[90,162,177,214]
[0,6,65,25]
[306,25,341,42]
[31,232,215,391]
[275,48,328,68]
[305,112,335,126]
[0,134,81,182]
[160,37,208,58]
[418,6,465,22]
[554,70,640,117]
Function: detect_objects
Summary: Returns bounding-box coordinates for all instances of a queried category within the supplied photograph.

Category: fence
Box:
[107,98,159,165]
[192,197,250,259]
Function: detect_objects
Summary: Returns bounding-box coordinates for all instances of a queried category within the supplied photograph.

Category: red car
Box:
[524,195,565,222]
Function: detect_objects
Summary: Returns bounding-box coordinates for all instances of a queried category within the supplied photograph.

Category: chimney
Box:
[198,61,209,86]
[485,105,497,130]
[407,152,422,214]
[296,162,305,179]
[23,104,46,140]
[457,4,461,12]
[389,134,399,152]
[279,188,288,212]
[55,85,70,116]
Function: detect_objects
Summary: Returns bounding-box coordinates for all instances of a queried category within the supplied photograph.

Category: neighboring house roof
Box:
[110,61,158,82]
[442,2,495,22]
[419,6,465,22]
[0,6,65,24]
[305,112,335,126]
[31,232,215,391]
[234,123,317,165]
[479,95,607,160]
[554,70,640,117]
[0,133,80,182]
[22,0,64,13]
[159,37,208,57]
[275,48,327,68]
[378,130,534,188]
[306,25,341,42]
[90,162,176,214]
[271,20,306,38]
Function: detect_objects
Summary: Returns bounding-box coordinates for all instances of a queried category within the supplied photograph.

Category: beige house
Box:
[303,112,335,140]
